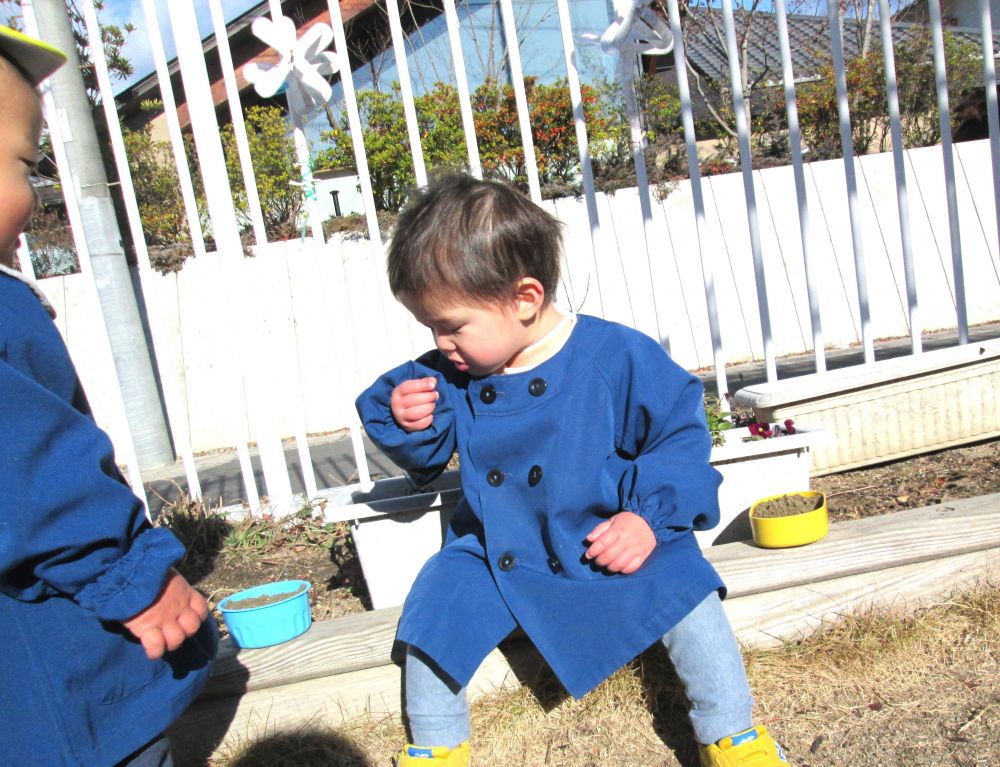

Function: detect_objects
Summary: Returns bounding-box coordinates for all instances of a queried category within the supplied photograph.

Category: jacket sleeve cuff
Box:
[356,361,457,481]
[75,527,186,623]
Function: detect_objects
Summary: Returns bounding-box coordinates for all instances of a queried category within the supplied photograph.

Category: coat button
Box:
[528,377,547,397]
[547,556,562,574]
[487,469,504,486]
[528,465,542,486]
[498,552,516,571]
[480,385,496,404]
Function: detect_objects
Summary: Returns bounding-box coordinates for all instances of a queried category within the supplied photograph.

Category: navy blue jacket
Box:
[357,314,725,698]
[0,269,217,766]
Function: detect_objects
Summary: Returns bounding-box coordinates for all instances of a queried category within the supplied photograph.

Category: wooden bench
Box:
[169,493,1000,764]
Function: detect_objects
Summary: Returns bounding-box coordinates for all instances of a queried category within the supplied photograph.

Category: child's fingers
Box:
[392,379,440,432]
[401,391,439,409]
[160,621,188,653]
[396,377,438,395]
[138,628,166,660]
[177,605,204,636]
[400,400,437,427]
[618,554,646,575]
[190,590,210,622]
[592,538,628,567]
[585,533,621,563]
[585,520,612,542]
[408,414,434,431]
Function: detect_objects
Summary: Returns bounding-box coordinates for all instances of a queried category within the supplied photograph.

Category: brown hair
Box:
[387,174,563,306]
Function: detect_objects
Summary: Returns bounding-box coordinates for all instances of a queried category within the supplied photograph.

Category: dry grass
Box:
[207,580,1000,767]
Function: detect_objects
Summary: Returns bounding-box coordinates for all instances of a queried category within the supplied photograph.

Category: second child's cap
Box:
[0,26,66,85]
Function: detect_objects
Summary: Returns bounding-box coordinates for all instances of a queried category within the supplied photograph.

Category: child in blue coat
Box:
[0,27,217,766]
[357,174,789,766]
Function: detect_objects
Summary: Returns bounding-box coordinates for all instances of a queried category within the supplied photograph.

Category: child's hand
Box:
[584,512,656,574]
[122,568,210,660]
[391,377,439,432]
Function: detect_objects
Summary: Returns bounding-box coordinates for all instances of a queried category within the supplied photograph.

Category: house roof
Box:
[116,0,379,126]
[679,8,1000,85]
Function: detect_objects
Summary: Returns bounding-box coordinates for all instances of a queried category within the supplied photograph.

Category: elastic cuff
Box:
[76,527,185,622]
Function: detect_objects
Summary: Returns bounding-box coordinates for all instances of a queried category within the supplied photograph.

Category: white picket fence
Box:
[17,0,1000,516]
[36,137,1000,456]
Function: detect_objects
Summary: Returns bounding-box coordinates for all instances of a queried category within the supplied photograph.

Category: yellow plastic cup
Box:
[749,491,828,548]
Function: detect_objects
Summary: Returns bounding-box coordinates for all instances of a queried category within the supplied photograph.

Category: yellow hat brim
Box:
[0,25,66,85]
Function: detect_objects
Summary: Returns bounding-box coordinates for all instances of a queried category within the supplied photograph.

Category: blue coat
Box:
[0,269,217,766]
[357,314,725,698]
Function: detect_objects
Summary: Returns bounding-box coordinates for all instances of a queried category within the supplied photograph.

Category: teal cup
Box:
[218,579,312,648]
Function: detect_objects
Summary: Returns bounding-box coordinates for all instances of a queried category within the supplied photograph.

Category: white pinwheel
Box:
[582,0,674,83]
[244,14,339,119]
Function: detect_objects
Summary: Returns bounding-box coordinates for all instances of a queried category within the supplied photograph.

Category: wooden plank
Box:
[201,495,1000,700]
[726,547,1000,649]
[200,607,402,700]
[170,499,1000,762]
[708,494,1000,598]
[169,643,536,765]
[172,547,1000,765]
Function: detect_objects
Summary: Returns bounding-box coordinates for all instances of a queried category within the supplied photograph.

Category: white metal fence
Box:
[16,0,1000,518]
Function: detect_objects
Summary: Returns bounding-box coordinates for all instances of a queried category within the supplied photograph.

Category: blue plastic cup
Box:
[218,579,312,649]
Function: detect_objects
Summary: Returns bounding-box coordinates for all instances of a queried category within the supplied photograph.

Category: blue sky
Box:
[101,0,620,94]
[102,0,260,90]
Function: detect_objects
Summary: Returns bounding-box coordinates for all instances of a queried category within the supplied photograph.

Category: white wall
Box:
[944,0,1000,29]
[38,139,1000,457]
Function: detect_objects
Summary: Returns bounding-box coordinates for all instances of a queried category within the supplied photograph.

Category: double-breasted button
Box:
[547,556,562,574]
[528,465,543,486]
[487,469,504,487]
[480,385,496,404]
[528,377,547,397]
[498,552,516,571]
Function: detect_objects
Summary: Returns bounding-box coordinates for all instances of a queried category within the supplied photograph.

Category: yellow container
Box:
[749,491,828,548]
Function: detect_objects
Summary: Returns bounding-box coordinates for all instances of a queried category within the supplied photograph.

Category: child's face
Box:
[401,291,534,377]
[0,65,44,269]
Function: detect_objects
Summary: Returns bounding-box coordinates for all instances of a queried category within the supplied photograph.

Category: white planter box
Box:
[320,427,824,609]
[699,426,824,547]
[316,472,461,611]
[733,338,1000,475]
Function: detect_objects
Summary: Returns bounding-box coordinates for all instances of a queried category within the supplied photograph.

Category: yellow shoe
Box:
[395,741,470,766]
[699,726,788,766]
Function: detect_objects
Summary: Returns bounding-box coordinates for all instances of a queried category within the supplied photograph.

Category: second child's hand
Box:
[122,568,210,660]
[584,512,656,574]
[391,377,439,432]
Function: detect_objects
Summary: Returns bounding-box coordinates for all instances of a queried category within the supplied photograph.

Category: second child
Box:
[357,174,789,767]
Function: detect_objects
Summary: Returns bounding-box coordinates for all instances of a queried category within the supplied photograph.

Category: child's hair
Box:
[387,174,563,307]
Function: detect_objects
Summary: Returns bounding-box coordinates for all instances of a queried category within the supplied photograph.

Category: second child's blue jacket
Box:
[357,314,725,698]
[0,269,217,766]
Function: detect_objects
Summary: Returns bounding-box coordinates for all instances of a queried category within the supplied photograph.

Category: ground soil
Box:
[220,582,308,611]
[175,438,1000,767]
[182,437,1000,633]
[751,492,825,517]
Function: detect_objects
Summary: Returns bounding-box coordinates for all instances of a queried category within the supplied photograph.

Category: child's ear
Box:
[514,278,545,320]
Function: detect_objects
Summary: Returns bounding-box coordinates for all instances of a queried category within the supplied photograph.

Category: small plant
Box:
[704,395,734,447]
[222,502,350,561]
[745,418,796,442]
[703,395,799,446]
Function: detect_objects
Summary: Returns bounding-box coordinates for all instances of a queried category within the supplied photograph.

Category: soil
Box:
[220,583,308,611]
[750,492,825,518]
[179,437,1000,638]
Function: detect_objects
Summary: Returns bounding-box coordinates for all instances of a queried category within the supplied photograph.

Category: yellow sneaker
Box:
[699,726,788,766]
[395,741,470,766]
